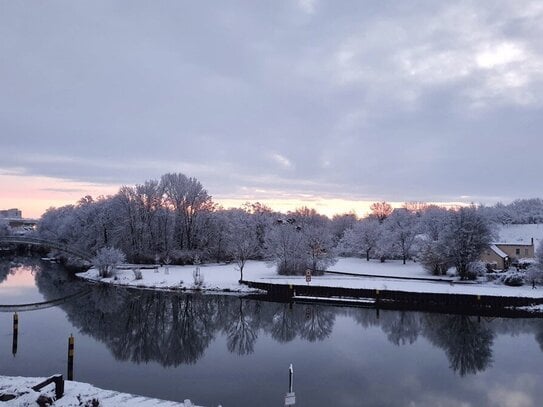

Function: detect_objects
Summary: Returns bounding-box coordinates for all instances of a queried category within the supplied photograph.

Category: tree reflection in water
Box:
[225,298,258,355]
[29,266,543,375]
[381,311,421,346]
[0,262,11,284]
[424,314,494,376]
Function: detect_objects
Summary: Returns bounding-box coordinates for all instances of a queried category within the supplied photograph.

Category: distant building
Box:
[481,239,535,270]
[0,208,22,219]
[0,209,36,235]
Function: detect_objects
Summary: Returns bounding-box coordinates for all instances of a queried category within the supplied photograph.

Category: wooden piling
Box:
[67,334,74,380]
[12,313,18,356]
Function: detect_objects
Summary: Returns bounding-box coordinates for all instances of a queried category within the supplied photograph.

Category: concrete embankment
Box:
[243,280,543,318]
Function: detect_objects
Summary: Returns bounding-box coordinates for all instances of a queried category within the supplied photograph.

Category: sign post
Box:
[305,269,311,285]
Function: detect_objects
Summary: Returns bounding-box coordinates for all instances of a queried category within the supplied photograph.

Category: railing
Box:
[0,236,91,261]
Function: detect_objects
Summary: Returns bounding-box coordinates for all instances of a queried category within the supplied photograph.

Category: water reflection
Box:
[0,262,10,284]
[423,314,494,376]
[7,264,543,377]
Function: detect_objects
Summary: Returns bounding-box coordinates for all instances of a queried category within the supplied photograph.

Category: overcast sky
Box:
[1,1,543,217]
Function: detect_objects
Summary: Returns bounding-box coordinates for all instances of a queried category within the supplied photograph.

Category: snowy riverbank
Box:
[0,375,206,407]
[76,258,543,301]
[77,260,275,294]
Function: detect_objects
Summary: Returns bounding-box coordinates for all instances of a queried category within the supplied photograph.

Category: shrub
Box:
[132,268,142,280]
[92,247,126,278]
[502,272,524,287]
[418,242,450,276]
[468,261,487,277]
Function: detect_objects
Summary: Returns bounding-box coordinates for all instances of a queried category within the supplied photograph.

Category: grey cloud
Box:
[1,0,542,205]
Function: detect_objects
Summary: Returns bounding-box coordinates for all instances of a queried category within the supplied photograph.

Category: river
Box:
[1,258,543,406]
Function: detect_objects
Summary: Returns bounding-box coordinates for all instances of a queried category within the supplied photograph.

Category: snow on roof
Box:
[498,224,543,246]
[489,244,508,258]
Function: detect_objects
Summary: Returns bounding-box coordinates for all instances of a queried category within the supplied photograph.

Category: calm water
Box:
[1,258,543,407]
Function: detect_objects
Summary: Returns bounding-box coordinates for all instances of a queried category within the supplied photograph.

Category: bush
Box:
[418,242,449,276]
[132,268,142,280]
[92,247,126,278]
[468,261,487,277]
[502,272,524,286]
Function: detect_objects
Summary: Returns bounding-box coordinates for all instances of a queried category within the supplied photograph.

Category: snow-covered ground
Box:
[329,257,453,280]
[77,260,275,294]
[0,375,205,407]
[77,257,543,300]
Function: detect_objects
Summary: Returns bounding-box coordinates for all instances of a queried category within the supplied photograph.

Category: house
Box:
[0,208,22,219]
[481,239,535,270]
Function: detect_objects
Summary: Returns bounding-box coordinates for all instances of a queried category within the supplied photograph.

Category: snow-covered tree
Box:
[265,220,306,275]
[0,219,10,237]
[160,173,212,250]
[241,202,277,258]
[330,212,358,244]
[266,208,336,275]
[339,219,381,261]
[441,207,494,280]
[418,240,450,276]
[92,247,126,278]
[382,209,419,264]
[417,207,451,275]
[225,209,260,282]
[418,206,450,241]
[536,239,543,267]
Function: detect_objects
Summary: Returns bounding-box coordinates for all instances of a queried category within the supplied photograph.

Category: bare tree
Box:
[370,201,393,223]
[160,173,212,250]
[226,209,260,282]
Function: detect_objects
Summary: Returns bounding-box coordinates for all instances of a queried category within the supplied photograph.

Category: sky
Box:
[1,1,543,219]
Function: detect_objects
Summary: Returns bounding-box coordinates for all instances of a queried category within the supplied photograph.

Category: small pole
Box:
[67,334,74,381]
[289,364,293,393]
[12,313,18,356]
[285,364,296,405]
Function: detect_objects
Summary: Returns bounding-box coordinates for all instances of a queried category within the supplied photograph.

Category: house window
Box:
[525,248,529,256]
[515,248,520,255]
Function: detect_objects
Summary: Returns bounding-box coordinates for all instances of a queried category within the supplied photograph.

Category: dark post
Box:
[67,334,74,380]
[12,313,18,356]
[32,374,64,400]
[289,364,293,393]
[375,289,380,319]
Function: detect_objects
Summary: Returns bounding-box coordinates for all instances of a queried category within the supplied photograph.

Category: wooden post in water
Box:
[375,290,380,319]
[285,364,295,406]
[289,364,293,393]
[67,334,74,381]
[12,313,18,356]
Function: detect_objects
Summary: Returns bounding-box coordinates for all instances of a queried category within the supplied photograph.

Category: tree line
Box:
[31,172,543,279]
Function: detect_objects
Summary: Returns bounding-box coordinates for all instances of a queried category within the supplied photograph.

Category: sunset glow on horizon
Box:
[1,173,468,220]
[0,173,118,218]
